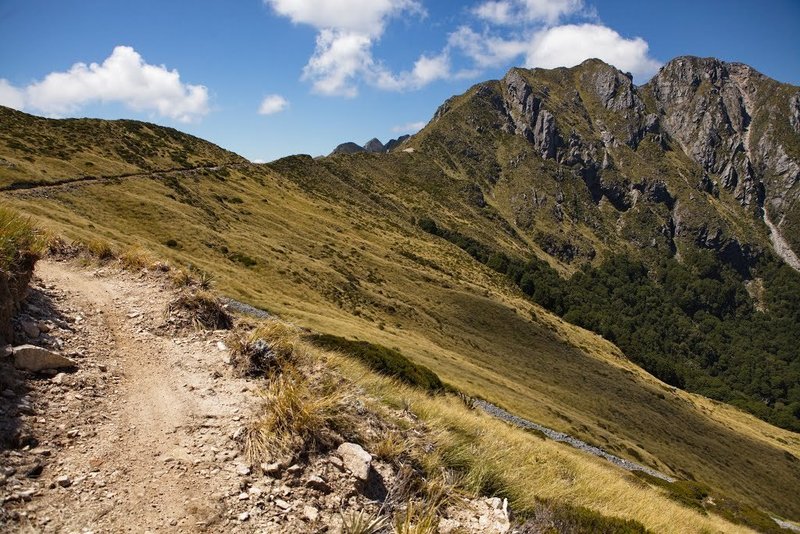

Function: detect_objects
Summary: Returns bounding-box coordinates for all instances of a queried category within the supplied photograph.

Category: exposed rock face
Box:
[330,142,365,156]
[791,93,800,133]
[0,253,36,345]
[336,57,799,269]
[363,138,385,153]
[384,134,410,152]
[503,70,561,160]
[647,57,797,213]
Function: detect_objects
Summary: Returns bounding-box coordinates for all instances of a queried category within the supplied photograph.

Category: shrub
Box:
[308,334,443,392]
[167,290,233,330]
[516,500,651,534]
[230,321,300,376]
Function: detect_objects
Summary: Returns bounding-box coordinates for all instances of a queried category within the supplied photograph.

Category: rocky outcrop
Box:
[502,70,562,160]
[363,138,384,153]
[0,252,37,345]
[384,134,410,152]
[330,142,365,156]
[791,93,800,134]
[646,57,795,213]
[331,136,410,155]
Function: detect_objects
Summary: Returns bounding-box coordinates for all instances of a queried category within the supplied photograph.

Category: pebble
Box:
[303,505,319,522]
[275,498,290,510]
[238,512,250,522]
[235,463,251,476]
[56,475,72,487]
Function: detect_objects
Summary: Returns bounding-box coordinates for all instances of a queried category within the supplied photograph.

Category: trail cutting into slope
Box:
[1,259,260,532]
[0,163,252,195]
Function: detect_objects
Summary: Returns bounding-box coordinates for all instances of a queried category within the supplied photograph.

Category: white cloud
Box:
[258,94,289,115]
[374,52,452,91]
[448,26,527,68]
[266,0,423,36]
[0,79,25,110]
[267,0,445,95]
[525,24,661,80]
[2,46,209,122]
[303,29,374,96]
[391,120,426,133]
[473,1,514,24]
[474,0,584,25]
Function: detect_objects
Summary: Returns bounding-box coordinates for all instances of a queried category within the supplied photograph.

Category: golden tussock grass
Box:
[4,162,798,520]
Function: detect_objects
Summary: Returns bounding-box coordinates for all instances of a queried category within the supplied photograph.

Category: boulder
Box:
[336,442,372,481]
[13,345,76,372]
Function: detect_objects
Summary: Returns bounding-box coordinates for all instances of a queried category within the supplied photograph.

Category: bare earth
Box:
[1,259,260,532]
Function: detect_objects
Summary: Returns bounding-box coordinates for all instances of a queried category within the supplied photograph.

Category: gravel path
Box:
[474,400,675,482]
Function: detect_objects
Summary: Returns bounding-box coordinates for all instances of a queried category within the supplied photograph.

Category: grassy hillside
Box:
[3,153,799,522]
[0,106,245,189]
[1,71,799,526]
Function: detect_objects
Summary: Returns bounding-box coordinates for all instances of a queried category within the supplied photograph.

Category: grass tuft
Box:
[0,205,46,272]
[246,368,349,461]
[167,290,233,330]
[340,509,389,534]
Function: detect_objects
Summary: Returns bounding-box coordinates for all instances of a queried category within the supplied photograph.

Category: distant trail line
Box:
[0,162,252,193]
[474,399,675,482]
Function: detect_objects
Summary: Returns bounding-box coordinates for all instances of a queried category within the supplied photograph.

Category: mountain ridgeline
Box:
[2,55,800,521]
[405,56,800,430]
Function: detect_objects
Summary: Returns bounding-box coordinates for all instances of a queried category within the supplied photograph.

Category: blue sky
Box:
[1,0,798,162]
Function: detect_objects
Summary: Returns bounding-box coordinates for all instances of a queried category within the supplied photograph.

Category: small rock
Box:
[21,320,40,338]
[216,341,227,352]
[336,442,372,481]
[25,463,44,478]
[238,512,250,522]
[56,475,72,487]
[2,345,12,358]
[13,345,76,372]
[275,498,290,510]
[98,364,108,372]
[305,475,331,493]
[303,505,319,522]
[287,464,303,475]
[235,463,251,476]
[262,462,281,477]
[328,456,344,471]
[37,321,51,334]
[52,373,66,384]
[238,492,249,501]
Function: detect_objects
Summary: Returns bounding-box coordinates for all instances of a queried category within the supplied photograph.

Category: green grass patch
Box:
[308,333,443,392]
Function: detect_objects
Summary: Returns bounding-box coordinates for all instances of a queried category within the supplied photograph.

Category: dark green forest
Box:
[419,218,800,431]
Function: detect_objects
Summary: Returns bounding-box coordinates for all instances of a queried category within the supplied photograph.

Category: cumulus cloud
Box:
[267,0,422,36]
[525,24,661,80]
[266,0,440,95]
[447,26,527,68]
[373,52,451,91]
[302,29,374,96]
[258,94,289,115]
[0,79,25,110]
[474,0,584,25]
[1,46,209,122]
[391,120,426,133]
[453,3,661,83]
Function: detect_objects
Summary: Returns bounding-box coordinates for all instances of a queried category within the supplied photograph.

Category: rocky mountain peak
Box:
[363,138,385,153]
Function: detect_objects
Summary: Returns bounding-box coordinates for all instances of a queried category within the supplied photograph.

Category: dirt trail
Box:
[2,260,260,532]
